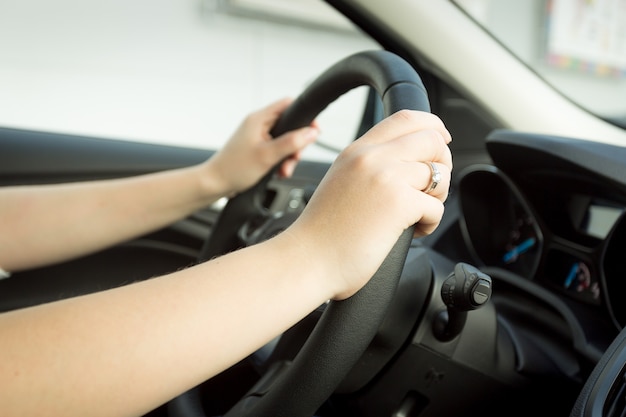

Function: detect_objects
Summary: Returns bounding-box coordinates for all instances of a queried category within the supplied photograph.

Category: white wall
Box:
[0,0,377,159]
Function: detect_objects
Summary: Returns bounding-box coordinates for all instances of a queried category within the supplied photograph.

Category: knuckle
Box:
[393,109,420,123]
[350,148,378,172]
[257,145,278,167]
[245,110,264,126]
[281,131,300,148]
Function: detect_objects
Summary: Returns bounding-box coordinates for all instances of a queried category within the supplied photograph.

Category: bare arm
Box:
[0,110,452,417]
[0,98,317,272]
[0,236,332,417]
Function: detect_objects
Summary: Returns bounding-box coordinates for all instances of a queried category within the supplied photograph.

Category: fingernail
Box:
[304,127,319,141]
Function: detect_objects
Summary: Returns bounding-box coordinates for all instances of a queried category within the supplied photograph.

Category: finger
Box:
[249,97,294,131]
[391,160,450,203]
[261,97,293,116]
[272,126,318,156]
[376,128,453,172]
[418,162,450,201]
[410,193,446,237]
[362,110,452,146]
[277,154,299,178]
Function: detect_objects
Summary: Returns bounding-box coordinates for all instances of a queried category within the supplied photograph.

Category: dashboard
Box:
[456,130,626,330]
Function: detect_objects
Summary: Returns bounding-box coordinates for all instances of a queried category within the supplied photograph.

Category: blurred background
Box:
[1,0,624,159]
[0,0,376,161]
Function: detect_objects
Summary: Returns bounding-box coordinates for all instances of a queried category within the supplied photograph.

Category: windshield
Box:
[454,0,626,128]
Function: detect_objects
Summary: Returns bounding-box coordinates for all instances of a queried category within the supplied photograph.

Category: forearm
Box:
[0,109,453,417]
[0,233,331,417]
[0,98,318,273]
[0,163,225,272]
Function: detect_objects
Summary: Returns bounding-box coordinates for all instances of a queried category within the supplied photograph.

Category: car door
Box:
[0,127,213,311]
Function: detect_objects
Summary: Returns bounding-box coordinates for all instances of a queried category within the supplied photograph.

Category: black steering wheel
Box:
[168,50,430,417]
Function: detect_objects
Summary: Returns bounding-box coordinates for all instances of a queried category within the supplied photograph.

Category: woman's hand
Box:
[284,110,453,300]
[203,98,318,197]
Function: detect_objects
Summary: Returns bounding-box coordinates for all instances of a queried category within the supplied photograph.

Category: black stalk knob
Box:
[433,263,492,342]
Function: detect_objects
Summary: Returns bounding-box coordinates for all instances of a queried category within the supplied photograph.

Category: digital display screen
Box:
[581,204,623,239]
[569,195,624,240]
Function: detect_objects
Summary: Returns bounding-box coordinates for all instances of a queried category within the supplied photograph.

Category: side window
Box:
[0,0,378,162]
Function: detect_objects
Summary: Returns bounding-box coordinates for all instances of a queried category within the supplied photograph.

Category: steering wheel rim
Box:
[168,50,430,417]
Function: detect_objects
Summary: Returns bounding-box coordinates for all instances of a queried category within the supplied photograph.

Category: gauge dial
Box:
[503,237,536,264]
[502,211,538,265]
[498,202,540,278]
[544,251,601,305]
[564,261,600,302]
[459,168,542,278]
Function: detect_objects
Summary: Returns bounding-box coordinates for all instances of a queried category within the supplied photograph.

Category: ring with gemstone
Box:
[424,162,441,193]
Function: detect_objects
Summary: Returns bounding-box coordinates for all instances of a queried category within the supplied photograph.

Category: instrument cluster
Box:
[457,165,626,327]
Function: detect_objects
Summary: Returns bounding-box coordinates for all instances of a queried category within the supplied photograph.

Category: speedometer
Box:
[459,166,543,278]
[502,210,538,265]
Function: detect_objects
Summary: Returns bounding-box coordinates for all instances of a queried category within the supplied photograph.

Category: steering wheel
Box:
[168,50,430,417]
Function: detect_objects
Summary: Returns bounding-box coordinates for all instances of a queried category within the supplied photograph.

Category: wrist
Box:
[266,226,341,302]
[194,159,236,206]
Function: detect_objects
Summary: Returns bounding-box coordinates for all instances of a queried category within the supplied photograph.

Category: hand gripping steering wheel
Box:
[168,49,430,417]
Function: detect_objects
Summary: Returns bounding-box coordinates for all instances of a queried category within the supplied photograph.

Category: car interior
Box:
[1,1,626,416]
